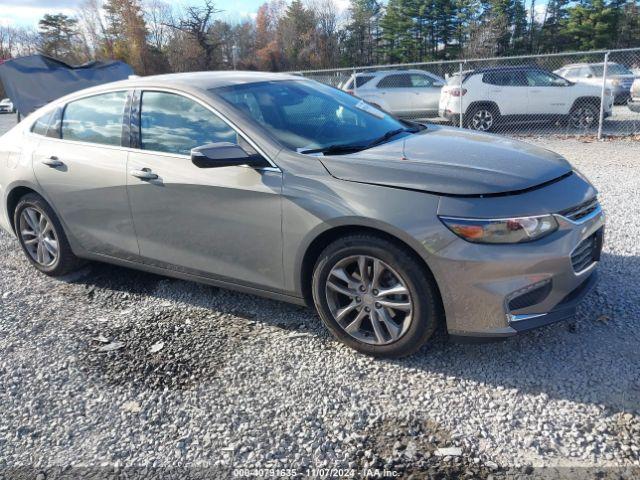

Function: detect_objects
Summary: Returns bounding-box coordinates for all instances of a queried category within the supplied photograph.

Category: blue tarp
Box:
[0,55,133,115]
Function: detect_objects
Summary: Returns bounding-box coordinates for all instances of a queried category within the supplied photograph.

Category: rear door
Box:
[409,73,442,116]
[31,90,139,258]
[481,70,528,116]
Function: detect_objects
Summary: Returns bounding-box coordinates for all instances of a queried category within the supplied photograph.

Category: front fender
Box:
[281,173,450,298]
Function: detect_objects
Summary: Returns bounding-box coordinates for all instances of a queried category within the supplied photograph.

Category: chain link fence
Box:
[294,48,640,139]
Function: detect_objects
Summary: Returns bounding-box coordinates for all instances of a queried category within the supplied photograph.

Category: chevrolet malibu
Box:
[0,72,605,357]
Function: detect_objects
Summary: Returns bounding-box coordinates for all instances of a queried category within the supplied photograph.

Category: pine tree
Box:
[103,0,150,73]
[38,13,81,62]
[345,0,381,65]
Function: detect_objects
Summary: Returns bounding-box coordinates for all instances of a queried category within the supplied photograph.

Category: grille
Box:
[560,197,599,222]
[508,280,553,311]
[571,229,603,272]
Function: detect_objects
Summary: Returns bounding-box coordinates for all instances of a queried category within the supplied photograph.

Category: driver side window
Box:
[140,91,237,156]
[526,70,566,87]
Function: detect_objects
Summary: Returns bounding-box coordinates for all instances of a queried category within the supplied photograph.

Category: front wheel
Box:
[568,102,599,129]
[312,235,442,358]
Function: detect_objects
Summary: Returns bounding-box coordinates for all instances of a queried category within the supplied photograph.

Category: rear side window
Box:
[140,91,237,156]
[377,74,412,88]
[31,111,53,136]
[354,75,374,88]
[62,91,127,146]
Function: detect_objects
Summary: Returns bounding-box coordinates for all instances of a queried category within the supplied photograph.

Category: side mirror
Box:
[433,82,445,88]
[191,142,267,168]
[585,73,593,78]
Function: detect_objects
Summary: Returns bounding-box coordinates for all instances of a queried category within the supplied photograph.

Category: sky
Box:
[0,0,273,28]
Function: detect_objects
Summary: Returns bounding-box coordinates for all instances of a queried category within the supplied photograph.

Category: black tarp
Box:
[0,55,133,115]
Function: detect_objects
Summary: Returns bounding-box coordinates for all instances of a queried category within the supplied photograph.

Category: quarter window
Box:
[61,91,127,146]
[140,91,237,156]
[409,74,434,87]
[31,110,53,136]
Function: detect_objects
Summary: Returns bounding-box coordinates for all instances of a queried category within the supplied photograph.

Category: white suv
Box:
[341,69,446,117]
[439,66,613,132]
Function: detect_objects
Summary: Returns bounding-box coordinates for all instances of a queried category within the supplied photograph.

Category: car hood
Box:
[318,126,573,196]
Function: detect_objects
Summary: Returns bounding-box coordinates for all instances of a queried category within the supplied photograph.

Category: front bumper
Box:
[429,180,605,339]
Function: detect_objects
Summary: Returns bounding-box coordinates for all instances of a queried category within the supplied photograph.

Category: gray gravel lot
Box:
[1,112,639,478]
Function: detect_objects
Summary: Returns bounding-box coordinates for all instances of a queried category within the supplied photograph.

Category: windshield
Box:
[212,80,408,152]
[592,64,633,76]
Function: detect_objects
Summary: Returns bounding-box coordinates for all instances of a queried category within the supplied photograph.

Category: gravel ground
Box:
[1,112,639,478]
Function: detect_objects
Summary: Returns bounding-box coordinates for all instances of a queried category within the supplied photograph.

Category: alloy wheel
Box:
[471,109,494,131]
[19,206,59,267]
[325,255,413,345]
[569,106,596,129]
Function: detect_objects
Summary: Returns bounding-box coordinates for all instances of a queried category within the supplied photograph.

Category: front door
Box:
[525,70,571,116]
[126,90,284,290]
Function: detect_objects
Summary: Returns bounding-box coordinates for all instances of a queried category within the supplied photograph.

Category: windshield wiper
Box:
[299,143,370,155]
[364,127,412,149]
[299,127,417,156]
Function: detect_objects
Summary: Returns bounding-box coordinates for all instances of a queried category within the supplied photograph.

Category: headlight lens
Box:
[439,215,559,244]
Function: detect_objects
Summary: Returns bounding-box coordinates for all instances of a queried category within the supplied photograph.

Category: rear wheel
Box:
[312,235,441,358]
[14,193,84,276]
[466,105,499,132]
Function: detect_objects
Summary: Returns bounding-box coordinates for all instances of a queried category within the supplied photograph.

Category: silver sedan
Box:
[0,72,604,357]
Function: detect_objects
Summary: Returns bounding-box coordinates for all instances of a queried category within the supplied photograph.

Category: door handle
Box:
[130,168,158,180]
[42,156,64,168]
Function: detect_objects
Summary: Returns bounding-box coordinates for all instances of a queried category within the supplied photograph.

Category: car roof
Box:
[468,64,545,74]
[107,71,302,90]
[355,69,437,76]
[28,71,305,112]
[561,62,620,68]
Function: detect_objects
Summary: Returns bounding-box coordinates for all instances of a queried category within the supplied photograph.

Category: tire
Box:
[568,101,599,129]
[311,234,442,358]
[13,193,84,276]
[465,104,499,132]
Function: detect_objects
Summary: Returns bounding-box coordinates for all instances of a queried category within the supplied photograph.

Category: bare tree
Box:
[76,0,110,58]
[145,0,174,50]
[166,0,221,69]
[0,25,39,59]
[307,0,342,67]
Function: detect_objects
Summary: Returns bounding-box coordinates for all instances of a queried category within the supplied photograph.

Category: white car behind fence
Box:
[439,66,614,132]
[341,69,446,118]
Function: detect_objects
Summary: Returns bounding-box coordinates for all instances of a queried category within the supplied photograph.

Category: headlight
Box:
[439,215,559,244]
[610,79,621,86]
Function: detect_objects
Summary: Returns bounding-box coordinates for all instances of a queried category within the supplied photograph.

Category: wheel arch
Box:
[465,101,501,116]
[6,184,41,234]
[298,224,443,311]
[570,96,601,110]
[5,182,63,235]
